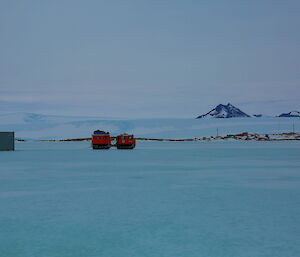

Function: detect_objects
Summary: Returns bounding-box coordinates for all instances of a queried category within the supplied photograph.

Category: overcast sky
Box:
[1,0,299,118]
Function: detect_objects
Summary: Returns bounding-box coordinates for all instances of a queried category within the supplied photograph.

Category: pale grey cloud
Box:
[1,0,299,117]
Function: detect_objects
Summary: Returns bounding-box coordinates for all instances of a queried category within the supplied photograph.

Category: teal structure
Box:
[0,132,15,151]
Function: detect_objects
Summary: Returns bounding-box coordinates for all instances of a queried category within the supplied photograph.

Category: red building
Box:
[116,134,136,149]
[92,130,111,149]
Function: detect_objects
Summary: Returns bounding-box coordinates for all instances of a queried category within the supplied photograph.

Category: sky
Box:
[0,0,300,118]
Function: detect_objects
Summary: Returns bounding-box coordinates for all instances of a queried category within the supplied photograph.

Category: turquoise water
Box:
[0,141,300,257]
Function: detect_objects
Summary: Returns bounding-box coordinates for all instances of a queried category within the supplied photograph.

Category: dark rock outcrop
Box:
[278,111,300,117]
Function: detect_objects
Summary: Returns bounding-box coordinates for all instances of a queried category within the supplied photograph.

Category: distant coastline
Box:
[16,132,300,142]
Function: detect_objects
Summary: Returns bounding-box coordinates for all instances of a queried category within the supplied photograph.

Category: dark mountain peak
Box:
[196,103,251,119]
[278,111,300,117]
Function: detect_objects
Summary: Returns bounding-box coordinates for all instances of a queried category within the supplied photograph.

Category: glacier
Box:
[0,113,299,139]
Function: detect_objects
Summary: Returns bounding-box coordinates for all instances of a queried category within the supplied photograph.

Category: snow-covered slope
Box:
[278,111,300,117]
[0,112,115,124]
[0,113,126,136]
[196,103,251,118]
[1,112,300,139]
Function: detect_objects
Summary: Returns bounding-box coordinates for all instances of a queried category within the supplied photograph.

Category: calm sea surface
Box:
[0,141,300,257]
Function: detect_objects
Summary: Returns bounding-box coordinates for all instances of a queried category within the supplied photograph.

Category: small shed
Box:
[0,132,15,151]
